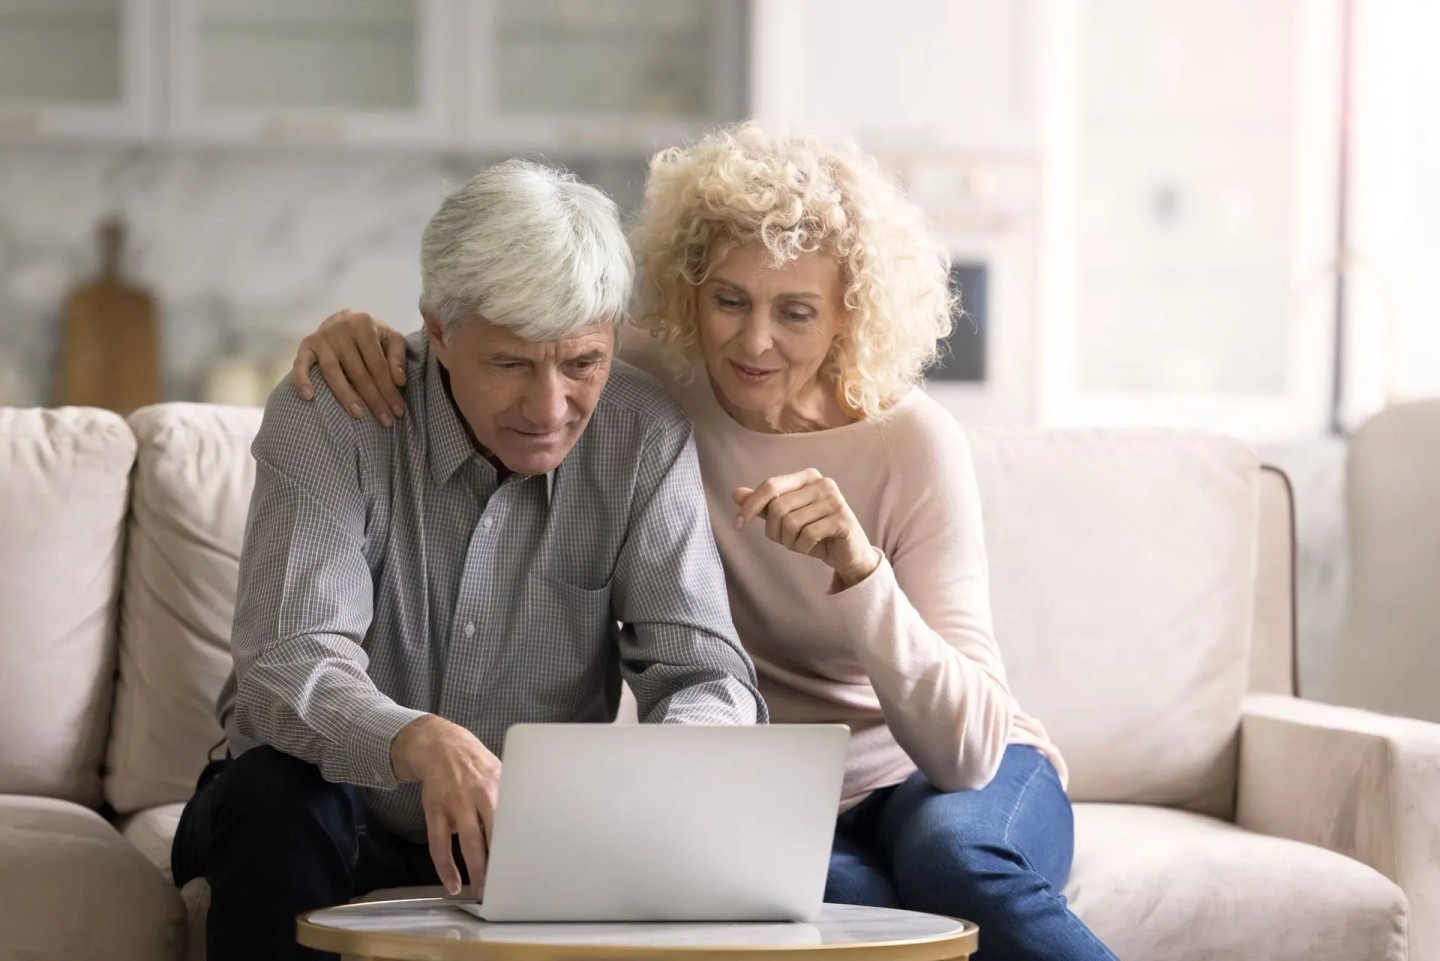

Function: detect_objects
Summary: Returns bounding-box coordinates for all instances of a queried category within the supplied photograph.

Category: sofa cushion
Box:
[106,404,263,814]
[0,407,134,806]
[0,794,185,961]
[120,801,187,881]
[968,429,1258,816]
[1068,803,1408,961]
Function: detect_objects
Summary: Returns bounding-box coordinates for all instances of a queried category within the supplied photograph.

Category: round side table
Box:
[297,899,979,961]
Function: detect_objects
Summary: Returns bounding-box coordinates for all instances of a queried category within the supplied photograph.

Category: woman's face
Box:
[695,242,847,430]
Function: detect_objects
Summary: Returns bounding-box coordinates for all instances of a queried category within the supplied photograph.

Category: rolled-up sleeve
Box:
[229,385,426,789]
[611,421,767,725]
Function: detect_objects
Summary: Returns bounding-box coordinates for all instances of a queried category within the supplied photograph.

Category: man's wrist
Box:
[390,712,442,783]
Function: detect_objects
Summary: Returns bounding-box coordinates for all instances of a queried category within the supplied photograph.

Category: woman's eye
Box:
[716,295,744,309]
[784,310,813,322]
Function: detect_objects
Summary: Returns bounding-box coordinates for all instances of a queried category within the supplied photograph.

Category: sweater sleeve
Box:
[828,413,1013,791]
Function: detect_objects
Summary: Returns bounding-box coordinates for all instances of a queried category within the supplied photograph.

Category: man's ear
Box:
[421,311,447,356]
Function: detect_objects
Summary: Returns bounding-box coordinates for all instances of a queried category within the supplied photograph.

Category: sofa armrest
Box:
[1238,692,1440,959]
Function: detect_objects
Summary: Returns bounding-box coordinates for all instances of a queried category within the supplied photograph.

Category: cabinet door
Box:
[749,0,1040,154]
[0,0,155,141]
[166,0,450,146]
[460,0,747,153]
[1038,0,1344,440]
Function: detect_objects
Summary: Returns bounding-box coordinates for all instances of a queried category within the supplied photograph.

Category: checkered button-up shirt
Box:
[216,331,766,842]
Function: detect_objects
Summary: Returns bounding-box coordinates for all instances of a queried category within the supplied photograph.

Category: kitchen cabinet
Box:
[748,0,1043,155]
[458,0,747,153]
[165,0,451,146]
[0,0,156,141]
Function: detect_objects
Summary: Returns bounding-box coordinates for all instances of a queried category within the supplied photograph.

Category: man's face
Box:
[426,314,615,476]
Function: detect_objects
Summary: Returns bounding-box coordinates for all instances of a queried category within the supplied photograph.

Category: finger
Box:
[383,331,409,390]
[292,343,319,401]
[427,815,461,896]
[775,500,835,551]
[732,486,754,507]
[735,470,821,530]
[354,330,407,421]
[333,336,396,426]
[762,481,825,543]
[794,515,846,558]
[331,338,393,425]
[313,345,368,419]
[455,812,489,900]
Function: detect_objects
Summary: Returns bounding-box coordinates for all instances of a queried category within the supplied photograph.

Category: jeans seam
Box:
[1000,749,1047,848]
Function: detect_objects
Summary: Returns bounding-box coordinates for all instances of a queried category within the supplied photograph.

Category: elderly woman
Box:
[292,125,1116,961]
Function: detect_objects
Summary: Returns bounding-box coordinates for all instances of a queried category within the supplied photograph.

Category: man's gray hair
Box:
[419,159,632,341]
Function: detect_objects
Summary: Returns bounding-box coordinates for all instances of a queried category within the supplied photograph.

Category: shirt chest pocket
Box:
[522,574,616,653]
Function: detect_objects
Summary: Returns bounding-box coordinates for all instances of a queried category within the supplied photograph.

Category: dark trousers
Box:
[171,746,455,961]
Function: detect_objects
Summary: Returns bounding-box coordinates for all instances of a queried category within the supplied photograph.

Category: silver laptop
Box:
[461,723,849,923]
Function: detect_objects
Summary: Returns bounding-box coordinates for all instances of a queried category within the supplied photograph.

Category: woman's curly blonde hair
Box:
[630,123,955,419]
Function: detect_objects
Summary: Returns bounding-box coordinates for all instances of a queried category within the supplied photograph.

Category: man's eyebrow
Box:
[567,349,606,362]
[487,352,532,363]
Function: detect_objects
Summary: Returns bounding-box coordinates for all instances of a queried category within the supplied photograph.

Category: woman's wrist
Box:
[835,545,883,589]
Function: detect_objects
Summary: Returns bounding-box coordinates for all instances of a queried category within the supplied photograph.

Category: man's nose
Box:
[522,372,568,430]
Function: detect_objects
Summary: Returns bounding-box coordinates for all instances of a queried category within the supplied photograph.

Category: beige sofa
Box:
[1333,398,1440,725]
[2,403,1436,961]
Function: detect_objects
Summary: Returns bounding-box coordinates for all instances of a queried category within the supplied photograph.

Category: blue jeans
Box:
[171,746,458,961]
[826,745,1116,961]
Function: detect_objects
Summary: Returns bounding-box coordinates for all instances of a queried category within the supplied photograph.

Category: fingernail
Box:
[300,387,313,400]
[733,515,744,531]
[448,881,461,896]
[349,403,364,418]
[380,414,393,428]
[392,403,406,418]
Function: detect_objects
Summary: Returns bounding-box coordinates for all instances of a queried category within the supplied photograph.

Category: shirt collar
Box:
[425,346,476,485]
[424,343,556,502]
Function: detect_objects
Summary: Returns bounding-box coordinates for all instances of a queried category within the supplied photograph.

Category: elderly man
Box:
[171,160,767,961]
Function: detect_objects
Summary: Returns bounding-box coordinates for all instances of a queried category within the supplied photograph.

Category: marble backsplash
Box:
[0,145,648,407]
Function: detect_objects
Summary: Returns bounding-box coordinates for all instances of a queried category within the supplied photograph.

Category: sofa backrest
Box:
[104,404,262,814]
[0,404,1285,816]
[0,407,135,807]
[966,428,1260,818]
[1334,399,1440,722]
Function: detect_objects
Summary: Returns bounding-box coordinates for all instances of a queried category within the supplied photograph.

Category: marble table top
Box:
[297,899,978,960]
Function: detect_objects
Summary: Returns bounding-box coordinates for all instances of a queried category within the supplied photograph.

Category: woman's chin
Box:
[715,379,778,414]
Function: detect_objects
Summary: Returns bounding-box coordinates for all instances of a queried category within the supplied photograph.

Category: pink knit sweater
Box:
[630,347,1066,808]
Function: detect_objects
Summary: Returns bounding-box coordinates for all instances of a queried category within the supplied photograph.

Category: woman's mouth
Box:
[730,361,778,384]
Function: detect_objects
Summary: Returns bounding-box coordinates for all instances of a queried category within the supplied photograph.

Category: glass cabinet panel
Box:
[196,0,421,113]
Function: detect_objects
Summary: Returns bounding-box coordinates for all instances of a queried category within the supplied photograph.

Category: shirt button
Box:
[464,622,476,637]
[481,518,493,530]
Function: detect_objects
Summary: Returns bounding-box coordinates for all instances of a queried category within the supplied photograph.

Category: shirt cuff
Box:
[347,701,430,790]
